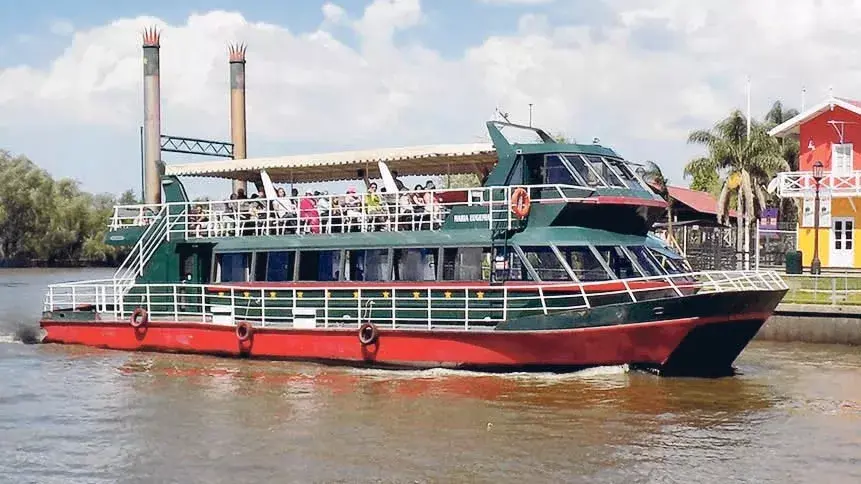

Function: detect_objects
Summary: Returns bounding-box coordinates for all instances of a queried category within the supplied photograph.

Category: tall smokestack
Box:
[229,43,248,195]
[142,27,162,205]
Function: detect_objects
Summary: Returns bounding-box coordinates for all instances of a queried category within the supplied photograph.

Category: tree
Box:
[0,149,135,265]
[639,160,680,250]
[764,100,801,225]
[684,110,788,266]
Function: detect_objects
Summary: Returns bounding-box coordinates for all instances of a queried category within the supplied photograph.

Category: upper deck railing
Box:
[109,185,601,240]
[774,170,861,198]
[43,270,787,332]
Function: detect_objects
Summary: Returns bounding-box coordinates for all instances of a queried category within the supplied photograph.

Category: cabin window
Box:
[543,155,582,186]
[605,158,641,189]
[265,251,296,281]
[217,253,250,282]
[594,246,641,278]
[442,247,491,281]
[559,246,611,281]
[648,249,687,274]
[627,246,664,277]
[519,246,570,281]
[564,155,604,187]
[298,250,341,281]
[393,248,437,281]
[346,249,389,281]
[585,156,625,187]
[490,247,533,281]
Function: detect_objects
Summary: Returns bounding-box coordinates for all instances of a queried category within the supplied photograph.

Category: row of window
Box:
[522,154,646,190]
[213,244,689,283]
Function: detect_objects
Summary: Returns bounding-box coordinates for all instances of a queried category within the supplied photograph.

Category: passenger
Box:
[411,184,427,230]
[316,190,331,233]
[343,186,362,232]
[299,190,320,234]
[273,187,296,235]
[222,193,238,235]
[329,195,343,234]
[397,189,414,231]
[365,183,385,231]
[423,181,442,229]
[391,170,407,191]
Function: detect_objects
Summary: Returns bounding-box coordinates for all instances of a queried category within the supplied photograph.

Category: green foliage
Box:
[0,150,135,265]
[442,174,481,189]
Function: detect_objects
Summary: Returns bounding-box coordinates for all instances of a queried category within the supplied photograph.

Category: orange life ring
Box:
[358,322,379,345]
[131,308,148,328]
[236,321,253,342]
[511,188,531,219]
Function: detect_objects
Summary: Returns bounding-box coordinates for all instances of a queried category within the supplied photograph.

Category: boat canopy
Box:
[164,143,497,184]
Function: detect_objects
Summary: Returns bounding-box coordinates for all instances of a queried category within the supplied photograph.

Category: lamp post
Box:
[811,160,824,275]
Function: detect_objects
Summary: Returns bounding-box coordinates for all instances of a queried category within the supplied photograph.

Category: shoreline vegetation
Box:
[0,150,133,268]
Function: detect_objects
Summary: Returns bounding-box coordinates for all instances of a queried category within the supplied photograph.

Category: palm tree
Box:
[764,101,801,225]
[684,110,789,267]
[638,161,678,249]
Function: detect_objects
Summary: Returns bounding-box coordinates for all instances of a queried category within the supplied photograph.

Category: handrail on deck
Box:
[107,184,592,239]
[43,270,787,331]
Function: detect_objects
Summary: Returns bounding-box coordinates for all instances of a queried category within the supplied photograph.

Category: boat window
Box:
[265,251,296,281]
[627,246,664,277]
[648,249,687,274]
[217,253,250,282]
[594,246,641,278]
[490,247,533,281]
[298,250,341,281]
[442,247,491,281]
[564,155,604,187]
[519,246,571,281]
[558,246,612,281]
[346,249,389,281]
[585,156,625,187]
[253,253,268,281]
[543,155,583,186]
[605,158,641,189]
[393,248,437,281]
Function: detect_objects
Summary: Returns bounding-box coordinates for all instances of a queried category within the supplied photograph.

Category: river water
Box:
[1,268,860,483]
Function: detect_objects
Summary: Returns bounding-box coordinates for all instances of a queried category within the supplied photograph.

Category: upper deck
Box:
[106,120,666,246]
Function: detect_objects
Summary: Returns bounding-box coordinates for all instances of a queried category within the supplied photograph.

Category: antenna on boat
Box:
[495,107,510,123]
[528,103,533,127]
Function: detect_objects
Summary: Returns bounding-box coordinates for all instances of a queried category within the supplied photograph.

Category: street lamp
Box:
[811,160,825,275]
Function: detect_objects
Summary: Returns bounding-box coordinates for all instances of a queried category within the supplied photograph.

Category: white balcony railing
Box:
[774,170,861,198]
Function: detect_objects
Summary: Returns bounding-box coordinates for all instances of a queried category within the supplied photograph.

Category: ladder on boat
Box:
[113,205,170,294]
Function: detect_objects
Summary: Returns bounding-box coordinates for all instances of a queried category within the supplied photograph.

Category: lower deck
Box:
[43,271,787,332]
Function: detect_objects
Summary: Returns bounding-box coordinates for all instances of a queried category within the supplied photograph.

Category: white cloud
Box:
[1,0,861,195]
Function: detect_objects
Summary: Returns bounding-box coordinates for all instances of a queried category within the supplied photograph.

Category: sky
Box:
[0,0,856,199]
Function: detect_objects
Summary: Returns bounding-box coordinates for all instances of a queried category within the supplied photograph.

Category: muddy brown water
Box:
[1,269,860,483]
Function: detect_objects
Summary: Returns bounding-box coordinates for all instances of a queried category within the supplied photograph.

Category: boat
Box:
[40,120,788,376]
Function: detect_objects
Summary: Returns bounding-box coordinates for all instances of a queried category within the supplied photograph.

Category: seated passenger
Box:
[411,185,427,230]
[343,186,362,232]
[273,187,296,235]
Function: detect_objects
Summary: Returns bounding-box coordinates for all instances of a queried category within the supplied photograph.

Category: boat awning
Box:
[164,143,498,184]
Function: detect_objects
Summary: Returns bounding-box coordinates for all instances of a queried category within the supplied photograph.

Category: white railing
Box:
[43,270,787,331]
[775,170,861,198]
[113,205,169,294]
[108,185,592,240]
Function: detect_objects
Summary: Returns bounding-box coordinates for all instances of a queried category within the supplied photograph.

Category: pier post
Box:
[142,27,163,205]
[229,44,248,195]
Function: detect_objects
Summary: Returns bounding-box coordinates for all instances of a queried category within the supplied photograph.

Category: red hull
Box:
[39,312,770,370]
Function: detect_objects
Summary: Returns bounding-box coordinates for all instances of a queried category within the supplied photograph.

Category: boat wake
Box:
[0,324,42,345]
[348,364,630,382]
